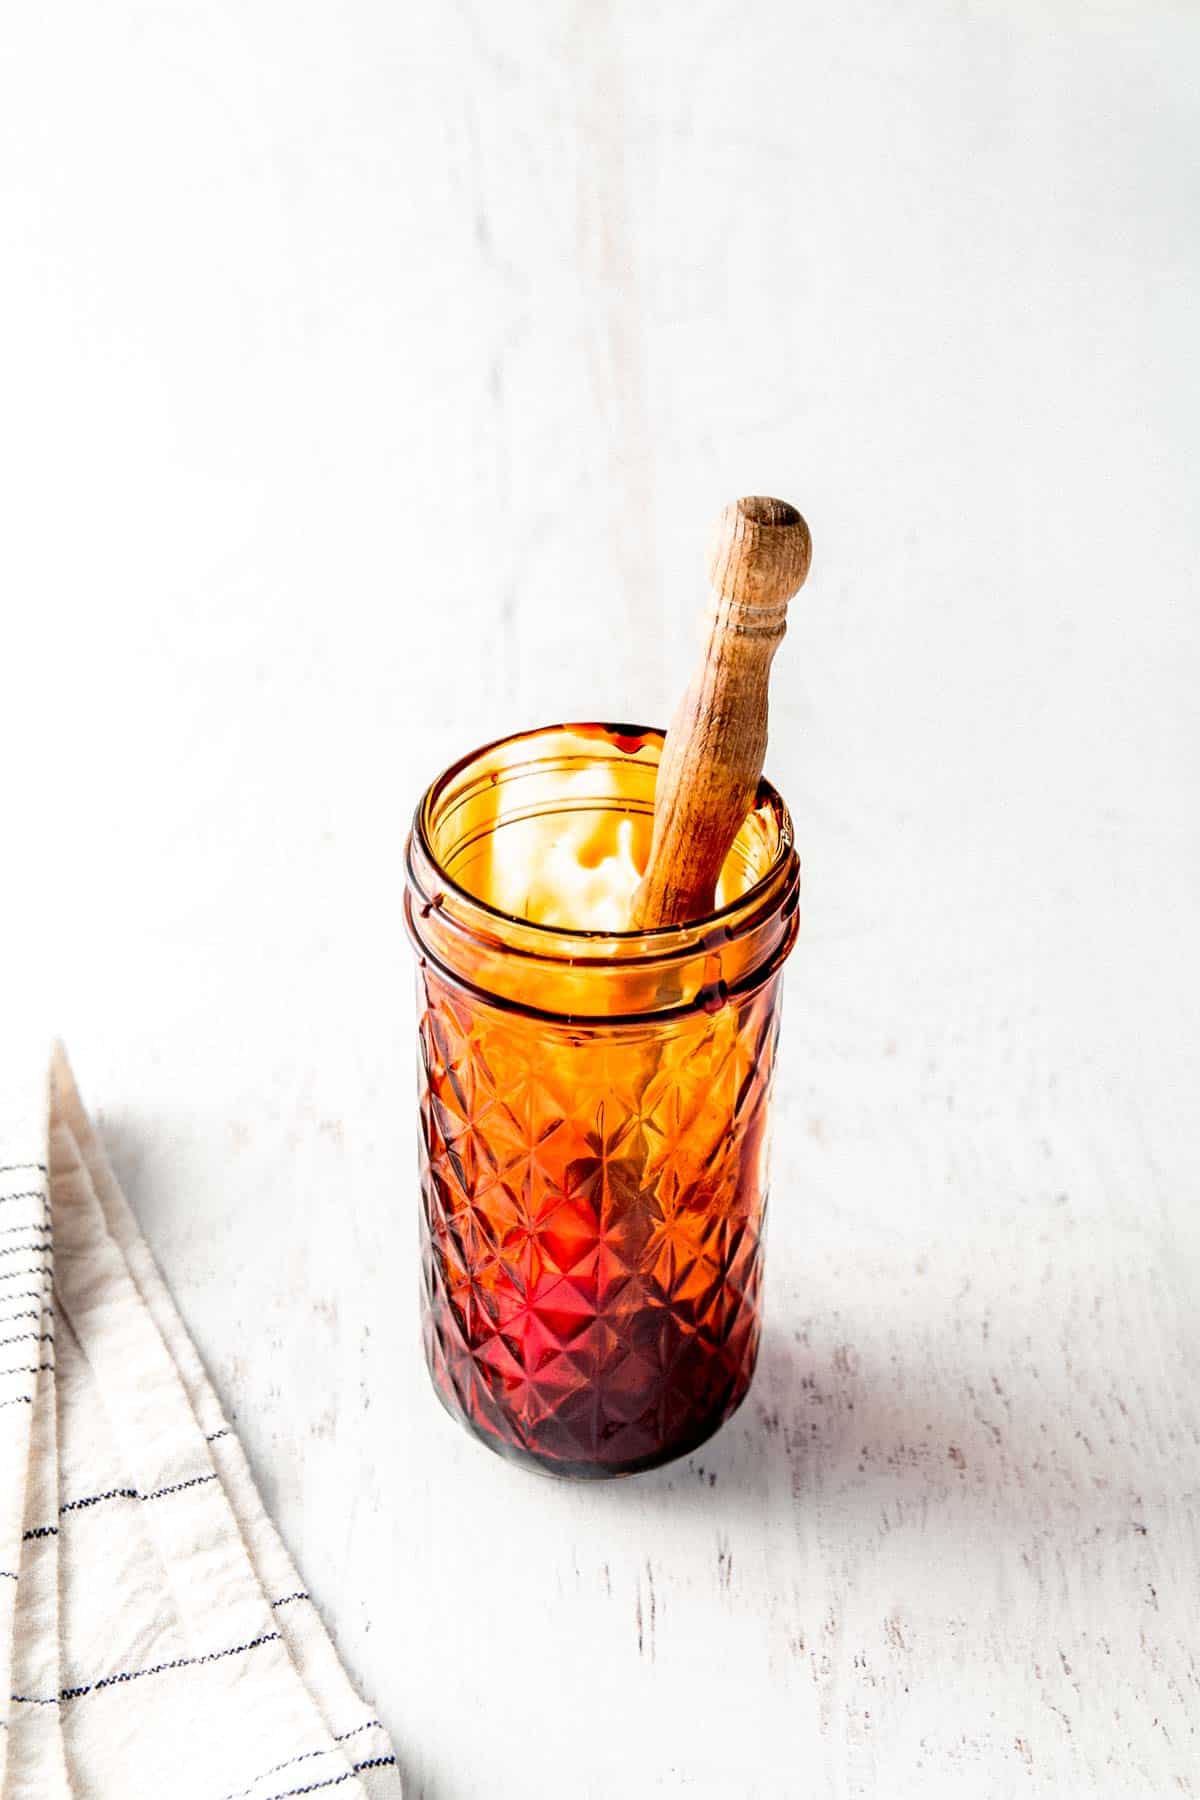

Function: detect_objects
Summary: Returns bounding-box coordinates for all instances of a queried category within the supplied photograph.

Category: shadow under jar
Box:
[404,723,800,1478]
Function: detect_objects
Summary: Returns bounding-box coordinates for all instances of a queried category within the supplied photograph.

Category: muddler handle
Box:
[631,496,812,929]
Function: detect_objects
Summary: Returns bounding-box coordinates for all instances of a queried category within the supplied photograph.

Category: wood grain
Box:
[633,497,811,927]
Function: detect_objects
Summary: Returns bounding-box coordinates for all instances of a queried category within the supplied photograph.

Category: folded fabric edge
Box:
[47,1047,402,1800]
[0,1044,54,1783]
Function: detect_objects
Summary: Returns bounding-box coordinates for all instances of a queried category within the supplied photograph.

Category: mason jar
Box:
[404,722,799,1478]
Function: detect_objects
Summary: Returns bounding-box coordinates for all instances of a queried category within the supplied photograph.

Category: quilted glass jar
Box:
[404,723,799,1478]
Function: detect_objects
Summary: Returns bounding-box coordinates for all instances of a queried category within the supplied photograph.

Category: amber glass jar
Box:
[404,723,799,1478]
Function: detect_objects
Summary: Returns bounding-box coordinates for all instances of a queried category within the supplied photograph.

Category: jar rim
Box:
[411,719,796,948]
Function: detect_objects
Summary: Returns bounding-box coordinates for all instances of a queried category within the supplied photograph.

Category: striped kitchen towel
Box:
[0,1048,401,1799]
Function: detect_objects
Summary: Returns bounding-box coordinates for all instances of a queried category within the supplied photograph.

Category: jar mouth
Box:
[411,720,796,950]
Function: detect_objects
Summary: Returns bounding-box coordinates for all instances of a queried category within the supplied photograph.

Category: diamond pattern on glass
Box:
[418,970,780,1476]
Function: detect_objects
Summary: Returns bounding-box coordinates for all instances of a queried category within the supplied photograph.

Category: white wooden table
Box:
[4,4,1198,1794]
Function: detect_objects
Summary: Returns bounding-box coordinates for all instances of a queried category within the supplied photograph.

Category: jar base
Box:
[425,1353,759,1481]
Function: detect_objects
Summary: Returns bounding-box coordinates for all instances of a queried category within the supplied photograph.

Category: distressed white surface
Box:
[2,3,1199,1795]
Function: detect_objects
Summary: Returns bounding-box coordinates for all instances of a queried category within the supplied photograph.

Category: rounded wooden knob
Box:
[706,496,812,614]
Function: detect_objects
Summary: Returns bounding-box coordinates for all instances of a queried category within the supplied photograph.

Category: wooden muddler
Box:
[632,496,812,929]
